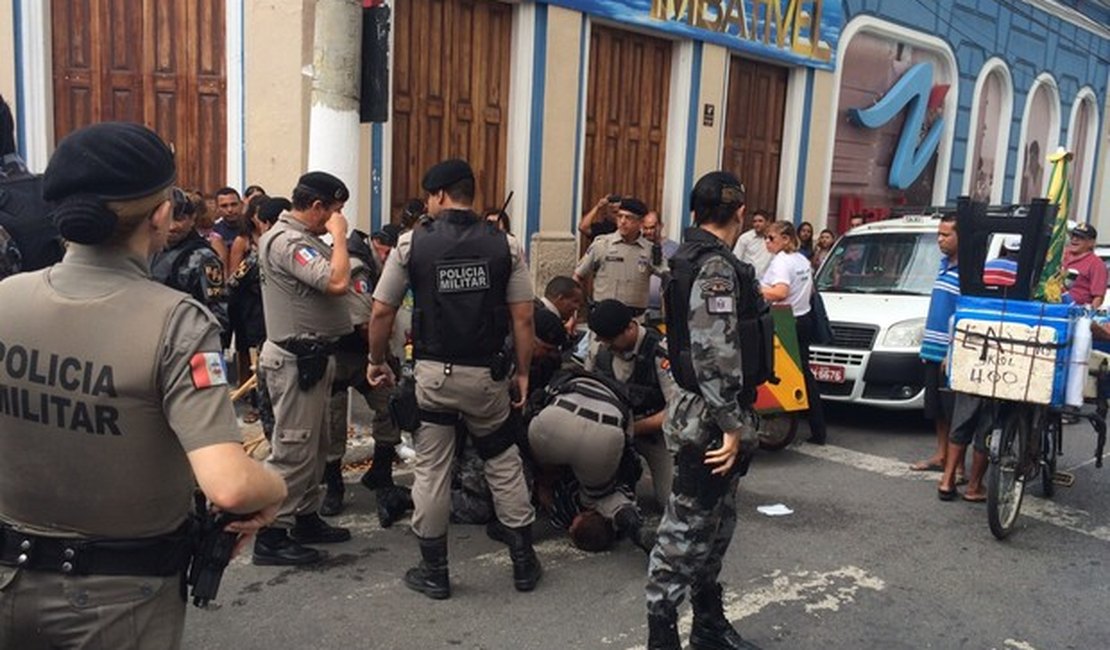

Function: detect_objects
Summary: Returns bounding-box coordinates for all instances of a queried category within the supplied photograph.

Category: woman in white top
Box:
[761,221,827,444]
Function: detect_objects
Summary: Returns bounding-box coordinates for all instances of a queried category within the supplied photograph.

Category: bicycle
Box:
[984,373,1107,540]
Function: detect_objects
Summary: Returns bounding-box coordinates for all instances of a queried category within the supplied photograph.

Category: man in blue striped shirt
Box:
[912,214,963,480]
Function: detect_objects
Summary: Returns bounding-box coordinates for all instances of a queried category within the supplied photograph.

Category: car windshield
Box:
[816,232,941,295]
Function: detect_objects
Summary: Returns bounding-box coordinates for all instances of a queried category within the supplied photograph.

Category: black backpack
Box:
[663,228,775,403]
[0,174,63,276]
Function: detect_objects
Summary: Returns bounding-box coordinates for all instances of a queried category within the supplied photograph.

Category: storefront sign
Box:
[542,0,841,70]
[848,62,946,190]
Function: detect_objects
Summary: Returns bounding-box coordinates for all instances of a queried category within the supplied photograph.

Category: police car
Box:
[810,214,945,409]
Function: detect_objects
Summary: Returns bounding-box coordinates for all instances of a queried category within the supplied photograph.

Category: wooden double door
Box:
[391,0,513,219]
[722,57,788,217]
[51,0,227,193]
[583,24,672,215]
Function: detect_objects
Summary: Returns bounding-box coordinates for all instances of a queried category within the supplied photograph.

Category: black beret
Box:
[618,197,649,218]
[535,308,568,348]
[690,171,746,212]
[421,159,474,193]
[43,122,176,202]
[257,197,291,223]
[296,171,350,203]
[588,299,634,339]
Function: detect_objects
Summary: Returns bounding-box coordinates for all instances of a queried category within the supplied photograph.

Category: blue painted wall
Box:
[842,0,1109,209]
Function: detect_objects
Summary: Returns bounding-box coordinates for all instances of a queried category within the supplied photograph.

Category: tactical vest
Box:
[0,265,198,538]
[0,174,63,276]
[258,218,352,342]
[663,227,775,402]
[150,230,212,292]
[409,210,511,364]
[594,328,667,418]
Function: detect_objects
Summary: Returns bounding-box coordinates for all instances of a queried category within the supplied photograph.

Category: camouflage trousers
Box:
[645,455,740,616]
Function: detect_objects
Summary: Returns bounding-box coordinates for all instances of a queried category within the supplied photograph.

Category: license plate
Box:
[810,363,845,383]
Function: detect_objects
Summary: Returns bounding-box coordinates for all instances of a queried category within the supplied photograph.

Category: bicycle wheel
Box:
[757,414,799,451]
[987,407,1027,540]
[1040,411,1060,498]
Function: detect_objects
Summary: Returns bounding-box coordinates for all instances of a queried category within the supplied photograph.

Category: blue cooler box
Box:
[947,296,1073,406]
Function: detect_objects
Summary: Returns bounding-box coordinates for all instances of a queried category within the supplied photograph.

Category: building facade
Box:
[3,0,1107,244]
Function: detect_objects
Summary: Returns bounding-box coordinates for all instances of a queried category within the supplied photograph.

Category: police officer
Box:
[574,197,661,315]
[587,299,679,507]
[252,171,354,566]
[151,187,230,334]
[0,122,286,649]
[367,158,540,600]
[646,171,761,649]
[526,339,656,554]
[0,94,64,281]
[324,228,413,526]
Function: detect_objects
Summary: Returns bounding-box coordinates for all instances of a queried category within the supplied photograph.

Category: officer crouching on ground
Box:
[0,122,286,649]
[253,171,354,566]
[646,171,762,650]
[367,158,541,600]
[526,310,656,554]
[587,299,679,508]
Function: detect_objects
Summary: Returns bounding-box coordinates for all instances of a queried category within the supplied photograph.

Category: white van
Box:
[810,215,944,409]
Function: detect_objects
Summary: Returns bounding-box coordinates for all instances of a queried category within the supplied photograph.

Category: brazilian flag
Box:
[1034,149,1073,303]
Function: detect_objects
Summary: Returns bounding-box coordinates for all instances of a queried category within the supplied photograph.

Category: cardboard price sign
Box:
[950,319,1061,404]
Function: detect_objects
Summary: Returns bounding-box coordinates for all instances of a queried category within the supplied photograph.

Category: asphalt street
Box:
[184,404,1110,649]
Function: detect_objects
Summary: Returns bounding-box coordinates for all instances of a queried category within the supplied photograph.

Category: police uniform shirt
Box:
[346,256,375,326]
[0,245,240,538]
[574,232,658,310]
[259,214,351,341]
[586,324,680,409]
[373,229,534,308]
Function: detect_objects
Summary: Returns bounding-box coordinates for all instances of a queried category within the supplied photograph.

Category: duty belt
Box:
[0,521,193,577]
[554,398,622,428]
[274,338,338,357]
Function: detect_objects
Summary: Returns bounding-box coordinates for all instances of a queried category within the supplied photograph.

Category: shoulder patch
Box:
[203,258,224,286]
[706,295,735,314]
[294,246,321,266]
[353,277,370,294]
[700,276,734,294]
[190,352,229,389]
[659,357,671,371]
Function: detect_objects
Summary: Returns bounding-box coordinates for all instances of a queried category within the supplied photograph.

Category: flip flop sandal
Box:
[937,487,958,501]
[910,461,944,472]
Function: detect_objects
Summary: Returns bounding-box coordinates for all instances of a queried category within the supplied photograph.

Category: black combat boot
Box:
[320,460,345,516]
[404,535,450,600]
[252,527,322,566]
[485,521,542,592]
[360,444,397,491]
[290,513,351,544]
[377,485,414,528]
[614,506,657,554]
[647,608,681,649]
[690,583,761,649]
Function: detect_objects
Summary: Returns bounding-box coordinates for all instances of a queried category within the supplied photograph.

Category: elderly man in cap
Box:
[587,299,679,508]
[252,171,355,566]
[0,122,286,649]
[1064,223,1106,308]
[367,158,541,600]
[574,197,663,316]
